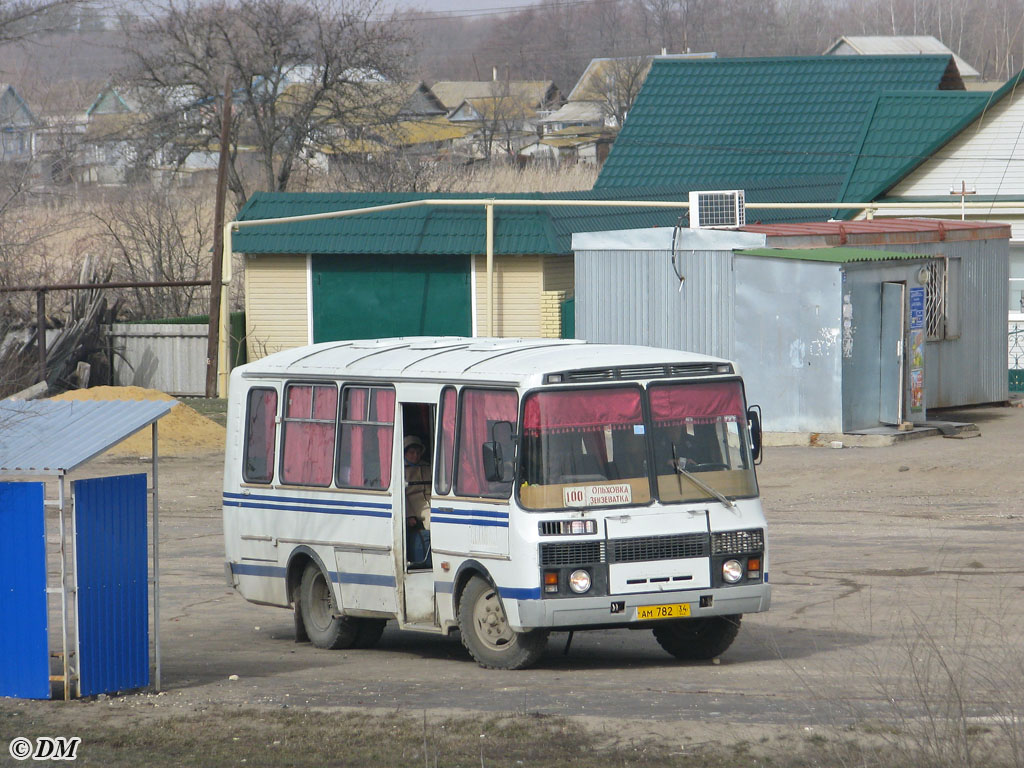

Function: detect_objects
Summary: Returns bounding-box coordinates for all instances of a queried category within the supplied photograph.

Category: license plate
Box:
[636,602,691,621]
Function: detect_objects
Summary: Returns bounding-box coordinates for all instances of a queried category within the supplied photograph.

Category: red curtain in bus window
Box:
[522,388,642,435]
[244,388,277,483]
[281,385,337,486]
[373,388,395,489]
[436,387,457,494]
[455,389,518,497]
[649,381,745,426]
[339,387,368,486]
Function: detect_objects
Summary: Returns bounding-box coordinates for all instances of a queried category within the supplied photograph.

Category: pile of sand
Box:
[50,386,225,457]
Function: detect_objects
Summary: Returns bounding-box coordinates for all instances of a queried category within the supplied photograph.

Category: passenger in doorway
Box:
[404,435,431,530]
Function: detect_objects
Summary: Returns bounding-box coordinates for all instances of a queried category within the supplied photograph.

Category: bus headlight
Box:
[722,559,743,583]
[568,569,592,594]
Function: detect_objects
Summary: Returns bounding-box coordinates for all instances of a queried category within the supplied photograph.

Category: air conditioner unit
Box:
[688,189,745,229]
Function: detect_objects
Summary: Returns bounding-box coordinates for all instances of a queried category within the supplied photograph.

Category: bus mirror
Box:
[482,441,510,483]
[747,405,763,464]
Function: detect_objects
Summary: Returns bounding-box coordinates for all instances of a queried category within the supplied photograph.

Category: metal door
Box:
[0,482,50,699]
[312,254,472,342]
[74,474,150,697]
[879,282,906,425]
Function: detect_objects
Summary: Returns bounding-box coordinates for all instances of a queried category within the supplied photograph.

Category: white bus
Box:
[223,337,770,669]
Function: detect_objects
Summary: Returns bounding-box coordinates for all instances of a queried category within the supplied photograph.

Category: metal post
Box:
[485,202,494,337]
[151,422,161,692]
[207,71,233,398]
[60,475,72,701]
[36,289,46,383]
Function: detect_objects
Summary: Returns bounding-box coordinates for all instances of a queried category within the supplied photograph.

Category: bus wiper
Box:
[671,443,736,510]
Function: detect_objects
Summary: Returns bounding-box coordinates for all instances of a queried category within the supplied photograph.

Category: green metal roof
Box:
[737,247,929,263]
[595,55,959,192]
[835,73,1024,213]
[234,174,850,257]
[233,189,696,256]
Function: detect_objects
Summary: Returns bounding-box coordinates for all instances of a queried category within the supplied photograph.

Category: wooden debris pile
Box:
[0,256,118,400]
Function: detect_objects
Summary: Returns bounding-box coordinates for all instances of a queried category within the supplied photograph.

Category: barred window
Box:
[925,257,960,341]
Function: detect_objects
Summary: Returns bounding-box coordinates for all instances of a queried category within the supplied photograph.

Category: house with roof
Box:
[429,79,561,161]
[595,54,966,199]
[0,84,39,165]
[542,52,717,133]
[230,189,688,361]
[824,36,984,86]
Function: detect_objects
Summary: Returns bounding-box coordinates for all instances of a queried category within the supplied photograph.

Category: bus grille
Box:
[610,533,709,563]
[539,541,606,566]
[711,528,764,555]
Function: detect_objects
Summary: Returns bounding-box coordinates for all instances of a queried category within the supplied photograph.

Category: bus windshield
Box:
[648,380,758,504]
[517,380,757,511]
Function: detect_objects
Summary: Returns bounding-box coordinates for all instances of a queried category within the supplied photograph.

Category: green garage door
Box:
[312,254,472,342]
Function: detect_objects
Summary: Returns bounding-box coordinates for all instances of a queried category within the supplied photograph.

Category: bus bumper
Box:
[511,583,770,631]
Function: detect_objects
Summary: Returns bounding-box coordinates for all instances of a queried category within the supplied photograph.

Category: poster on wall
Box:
[909,286,926,416]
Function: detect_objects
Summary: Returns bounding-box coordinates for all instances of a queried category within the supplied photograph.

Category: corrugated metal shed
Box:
[595,54,960,191]
[0,399,173,475]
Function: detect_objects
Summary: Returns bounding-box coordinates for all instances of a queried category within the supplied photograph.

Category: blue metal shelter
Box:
[0,398,172,700]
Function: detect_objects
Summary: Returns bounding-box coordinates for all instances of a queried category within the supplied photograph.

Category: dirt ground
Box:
[3,400,1024,764]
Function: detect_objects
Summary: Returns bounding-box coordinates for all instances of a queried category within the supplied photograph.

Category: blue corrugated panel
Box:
[74,473,149,697]
[0,482,50,699]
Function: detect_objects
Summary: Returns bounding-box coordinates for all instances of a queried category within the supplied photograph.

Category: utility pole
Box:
[206,71,233,398]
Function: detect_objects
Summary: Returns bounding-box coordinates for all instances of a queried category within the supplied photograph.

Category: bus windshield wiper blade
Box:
[672,463,736,510]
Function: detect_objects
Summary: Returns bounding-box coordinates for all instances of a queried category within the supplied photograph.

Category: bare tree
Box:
[90,184,212,319]
[580,56,652,128]
[0,0,97,44]
[117,0,414,207]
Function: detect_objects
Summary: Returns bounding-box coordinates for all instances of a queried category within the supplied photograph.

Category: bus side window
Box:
[280,383,338,487]
[243,387,278,483]
[454,389,518,499]
[337,386,396,490]
[435,386,457,495]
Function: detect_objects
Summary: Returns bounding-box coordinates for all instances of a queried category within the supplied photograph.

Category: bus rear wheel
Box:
[652,615,741,660]
[299,563,361,650]
[458,576,548,669]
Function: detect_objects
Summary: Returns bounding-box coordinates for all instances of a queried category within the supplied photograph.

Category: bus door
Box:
[398,395,439,626]
[333,384,399,615]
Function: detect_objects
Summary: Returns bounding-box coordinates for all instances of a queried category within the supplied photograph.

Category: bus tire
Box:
[652,615,741,660]
[299,563,359,650]
[458,576,548,670]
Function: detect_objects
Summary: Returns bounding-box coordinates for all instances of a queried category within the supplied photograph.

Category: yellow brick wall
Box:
[540,289,568,338]
[243,254,309,360]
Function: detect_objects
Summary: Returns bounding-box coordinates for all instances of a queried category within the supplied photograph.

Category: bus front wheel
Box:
[652,615,742,660]
[299,563,361,650]
[458,576,548,670]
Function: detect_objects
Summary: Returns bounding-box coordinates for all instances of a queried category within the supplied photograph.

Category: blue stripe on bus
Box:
[434,581,454,594]
[431,516,509,528]
[230,562,393,588]
[225,491,391,510]
[224,498,392,518]
[331,571,396,588]
[430,507,509,520]
[230,562,287,578]
[499,586,542,600]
